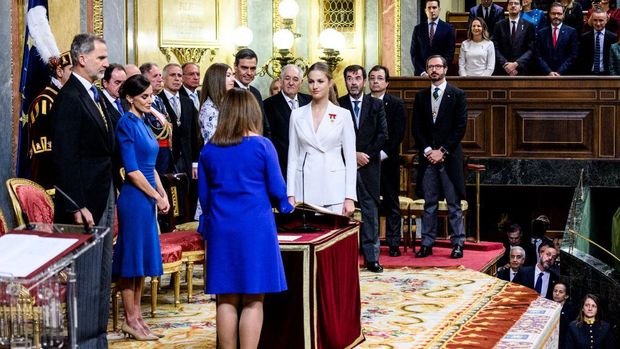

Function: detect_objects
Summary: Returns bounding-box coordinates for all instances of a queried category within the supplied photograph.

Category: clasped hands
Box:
[425,149,445,165]
[156,193,170,214]
[503,62,519,76]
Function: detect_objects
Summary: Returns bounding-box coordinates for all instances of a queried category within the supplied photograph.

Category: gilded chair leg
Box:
[113,288,120,331]
[174,271,181,308]
[151,276,159,317]
[186,262,194,303]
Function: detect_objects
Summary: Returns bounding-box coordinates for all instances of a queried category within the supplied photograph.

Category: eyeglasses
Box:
[426,65,445,70]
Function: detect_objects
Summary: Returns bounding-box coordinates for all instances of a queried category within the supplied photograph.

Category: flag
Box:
[17,0,53,178]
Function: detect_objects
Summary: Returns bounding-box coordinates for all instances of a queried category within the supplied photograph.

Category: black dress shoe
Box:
[450,245,464,259]
[388,246,401,257]
[415,245,433,258]
[367,262,384,273]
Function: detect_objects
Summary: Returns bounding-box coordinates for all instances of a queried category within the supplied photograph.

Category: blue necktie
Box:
[115,98,124,114]
[534,272,543,295]
[593,31,602,74]
[90,85,100,103]
[353,100,360,127]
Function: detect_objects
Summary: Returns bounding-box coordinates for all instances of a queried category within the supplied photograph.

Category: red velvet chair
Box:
[158,172,205,303]
[6,178,54,226]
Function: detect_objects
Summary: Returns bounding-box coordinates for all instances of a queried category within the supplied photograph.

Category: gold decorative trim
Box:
[395,0,401,75]
[93,0,104,37]
[160,47,219,64]
[240,0,248,26]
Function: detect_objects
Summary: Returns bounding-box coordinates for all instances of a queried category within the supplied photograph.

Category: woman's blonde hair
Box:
[210,88,263,146]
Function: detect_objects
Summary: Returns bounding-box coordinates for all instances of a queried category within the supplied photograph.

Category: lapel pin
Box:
[329,113,336,122]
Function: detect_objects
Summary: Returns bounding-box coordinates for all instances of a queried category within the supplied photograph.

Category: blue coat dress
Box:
[112,112,163,278]
[198,136,293,294]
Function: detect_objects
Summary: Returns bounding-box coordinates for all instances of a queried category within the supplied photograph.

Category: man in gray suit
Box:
[412,55,467,259]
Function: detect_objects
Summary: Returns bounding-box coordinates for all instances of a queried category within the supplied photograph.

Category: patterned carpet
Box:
[108,266,559,348]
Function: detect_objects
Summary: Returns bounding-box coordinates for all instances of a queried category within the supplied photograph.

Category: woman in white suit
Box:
[287,62,357,216]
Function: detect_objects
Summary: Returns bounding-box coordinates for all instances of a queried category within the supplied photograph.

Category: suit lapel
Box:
[358,95,372,130]
[299,105,324,151]
[276,93,292,123]
[76,81,110,141]
[160,92,179,125]
[436,85,452,124]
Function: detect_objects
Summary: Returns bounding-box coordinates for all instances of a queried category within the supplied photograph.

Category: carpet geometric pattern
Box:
[108,266,559,348]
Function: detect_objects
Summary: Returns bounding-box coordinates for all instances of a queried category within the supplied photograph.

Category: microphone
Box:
[21,210,36,230]
[292,152,321,232]
[53,186,92,233]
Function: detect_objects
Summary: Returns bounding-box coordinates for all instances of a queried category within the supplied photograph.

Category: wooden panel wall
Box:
[388,77,620,159]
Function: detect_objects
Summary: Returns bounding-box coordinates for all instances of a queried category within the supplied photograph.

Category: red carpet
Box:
[359,240,505,271]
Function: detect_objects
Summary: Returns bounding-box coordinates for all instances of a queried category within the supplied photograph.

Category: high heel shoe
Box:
[121,322,159,341]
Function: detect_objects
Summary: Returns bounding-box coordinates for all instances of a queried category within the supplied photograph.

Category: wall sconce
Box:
[259,0,308,78]
[279,0,300,31]
[261,29,306,78]
[233,26,254,49]
[319,28,345,73]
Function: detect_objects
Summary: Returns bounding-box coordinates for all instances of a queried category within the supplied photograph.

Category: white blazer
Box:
[287,101,357,206]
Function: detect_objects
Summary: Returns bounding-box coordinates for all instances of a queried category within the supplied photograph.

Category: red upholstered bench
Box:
[159,229,204,303]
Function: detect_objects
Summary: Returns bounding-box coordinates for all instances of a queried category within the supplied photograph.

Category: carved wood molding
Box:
[159,47,218,64]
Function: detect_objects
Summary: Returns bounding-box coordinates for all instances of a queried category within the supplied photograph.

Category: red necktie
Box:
[553,26,558,48]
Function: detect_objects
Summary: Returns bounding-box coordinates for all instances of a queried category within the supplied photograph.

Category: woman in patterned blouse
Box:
[198,63,235,143]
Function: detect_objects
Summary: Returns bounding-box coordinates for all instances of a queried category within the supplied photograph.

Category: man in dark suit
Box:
[101,63,127,191]
[158,63,201,178]
[410,0,456,76]
[50,33,115,348]
[469,0,505,37]
[579,8,617,75]
[233,48,271,138]
[338,65,387,273]
[140,62,175,175]
[513,243,559,299]
[493,0,536,75]
[368,65,406,257]
[159,63,201,217]
[496,245,526,282]
[535,3,579,76]
[412,55,467,259]
[101,63,127,127]
[179,62,201,111]
[263,64,311,178]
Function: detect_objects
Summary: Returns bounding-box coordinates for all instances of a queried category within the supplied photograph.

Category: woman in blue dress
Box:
[112,75,170,341]
[197,88,293,348]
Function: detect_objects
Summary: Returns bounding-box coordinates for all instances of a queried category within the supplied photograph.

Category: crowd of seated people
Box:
[494,215,615,347]
[440,0,620,76]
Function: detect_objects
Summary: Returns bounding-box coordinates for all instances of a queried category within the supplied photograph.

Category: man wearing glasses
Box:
[412,55,468,259]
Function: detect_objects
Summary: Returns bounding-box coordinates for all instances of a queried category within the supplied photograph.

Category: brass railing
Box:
[566,228,620,264]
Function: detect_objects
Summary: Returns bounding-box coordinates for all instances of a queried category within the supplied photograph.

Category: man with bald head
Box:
[124,63,140,77]
[263,64,311,177]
